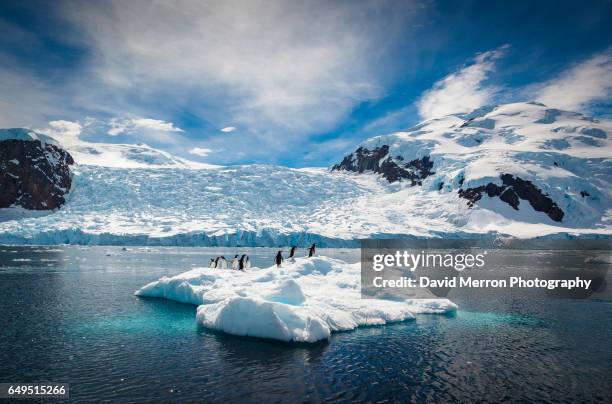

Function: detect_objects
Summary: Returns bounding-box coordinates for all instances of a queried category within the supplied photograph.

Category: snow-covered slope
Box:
[333,102,612,230]
[61,141,215,169]
[136,256,456,342]
[0,127,59,145]
[31,125,214,169]
[1,102,610,244]
[3,127,209,169]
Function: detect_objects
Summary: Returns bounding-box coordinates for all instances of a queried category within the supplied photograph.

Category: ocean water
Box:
[0,246,611,403]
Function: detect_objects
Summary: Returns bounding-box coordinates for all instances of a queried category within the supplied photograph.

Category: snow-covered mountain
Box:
[62,141,212,169]
[333,102,612,229]
[36,128,215,169]
[60,141,215,169]
[0,102,610,245]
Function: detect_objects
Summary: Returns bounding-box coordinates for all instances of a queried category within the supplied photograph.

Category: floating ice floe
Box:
[135,256,456,342]
[584,254,612,264]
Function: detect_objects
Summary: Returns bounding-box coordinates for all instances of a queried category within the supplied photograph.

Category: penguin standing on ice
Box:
[275,250,284,268]
[209,258,215,268]
[308,243,316,257]
[231,255,239,270]
[239,254,249,271]
[215,256,228,269]
[288,246,297,263]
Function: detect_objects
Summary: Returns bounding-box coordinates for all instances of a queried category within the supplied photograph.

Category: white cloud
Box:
[38,120,83,143]
[221,126,236,133]
[534,49,612,111]
[0,1,428,164]
[107,118,183,136]
[189,147,213,157]
[417,45,508,120]
[36,117,184,146]
[59,0,423,140]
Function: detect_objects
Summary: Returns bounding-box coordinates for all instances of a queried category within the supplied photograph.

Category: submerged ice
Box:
[135,256,456,342]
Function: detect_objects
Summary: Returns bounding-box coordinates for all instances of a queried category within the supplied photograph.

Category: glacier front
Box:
[0,161,609,245]
[135,256,456,342]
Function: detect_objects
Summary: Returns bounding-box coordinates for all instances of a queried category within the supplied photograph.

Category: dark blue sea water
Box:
[0,246,611,403]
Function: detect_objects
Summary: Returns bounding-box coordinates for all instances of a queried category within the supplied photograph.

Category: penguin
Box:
[275,250,284,268]
[231,254,239,270]
[245,255,251,269]
[288,246,297,263]
[308,243,316,257]
[239,254,248,271]
[209,258,215,268]
[218,256,228,269]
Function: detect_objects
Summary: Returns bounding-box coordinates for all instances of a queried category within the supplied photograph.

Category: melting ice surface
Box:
[135,256,456,342]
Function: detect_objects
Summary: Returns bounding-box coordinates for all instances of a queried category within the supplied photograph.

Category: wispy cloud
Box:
[107,118,183,136]
[60,0,415,140]
[533,48,612,111]
[417,45,508,120]
[0,0,428,164]
[189,147,213,157]
[6,1,610,167]
[36,117,184,146]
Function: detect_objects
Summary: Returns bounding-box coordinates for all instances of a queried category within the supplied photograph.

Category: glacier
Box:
[1,102,611,245]
[135,256,456,342]
[2,162,608,246]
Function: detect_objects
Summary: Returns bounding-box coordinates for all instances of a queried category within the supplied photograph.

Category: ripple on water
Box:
[0,246,610,402]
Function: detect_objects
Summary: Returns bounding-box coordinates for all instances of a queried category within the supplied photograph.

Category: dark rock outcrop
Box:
[458,174,564,222]
[332,145,434,184]
[0,139,74,210]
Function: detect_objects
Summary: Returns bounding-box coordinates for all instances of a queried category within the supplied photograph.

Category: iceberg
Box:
[135,256,457,342]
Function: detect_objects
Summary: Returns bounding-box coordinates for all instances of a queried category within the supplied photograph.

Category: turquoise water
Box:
[0,246,611,402]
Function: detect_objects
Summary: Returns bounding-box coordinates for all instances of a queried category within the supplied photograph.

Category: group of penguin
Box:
[208,254,251,270]
[208,244,316,271]
[274,243,316,267]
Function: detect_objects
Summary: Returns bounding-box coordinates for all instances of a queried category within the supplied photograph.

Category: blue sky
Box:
[0,0,611,167]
